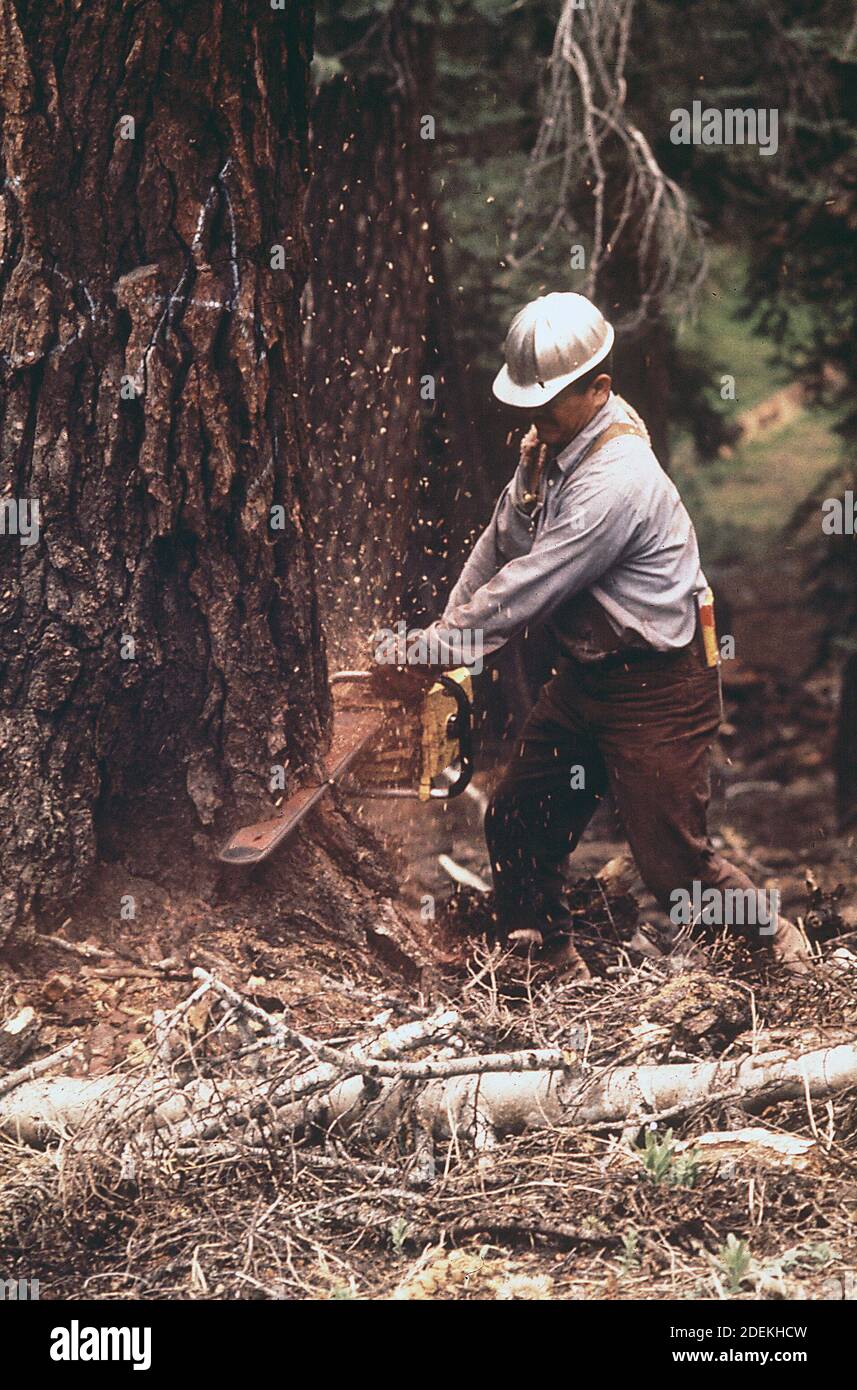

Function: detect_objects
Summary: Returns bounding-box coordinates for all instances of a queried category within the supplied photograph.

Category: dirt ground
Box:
[1,562,856,1301]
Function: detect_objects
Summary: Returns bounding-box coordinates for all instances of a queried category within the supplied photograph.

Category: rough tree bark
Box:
[0,0,329,945]
[305,1,484,664]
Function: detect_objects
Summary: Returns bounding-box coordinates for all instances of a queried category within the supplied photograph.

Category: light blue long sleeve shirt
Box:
[422,393,709,665]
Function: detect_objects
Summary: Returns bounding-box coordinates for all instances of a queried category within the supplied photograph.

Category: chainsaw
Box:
[218,668,475,865]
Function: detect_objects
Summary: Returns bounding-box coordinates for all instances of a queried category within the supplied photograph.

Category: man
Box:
[386,292,811,978]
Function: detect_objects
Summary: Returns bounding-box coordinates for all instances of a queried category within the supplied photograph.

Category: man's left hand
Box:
[369,661,439,702]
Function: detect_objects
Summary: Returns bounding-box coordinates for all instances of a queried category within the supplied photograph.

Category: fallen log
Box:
[0,1004,462,1148]
[3,1037,857,1159]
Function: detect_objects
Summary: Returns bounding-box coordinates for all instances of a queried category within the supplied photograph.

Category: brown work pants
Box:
[485,638,769,946]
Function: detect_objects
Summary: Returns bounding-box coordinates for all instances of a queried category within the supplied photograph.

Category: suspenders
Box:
[522,405,649,517]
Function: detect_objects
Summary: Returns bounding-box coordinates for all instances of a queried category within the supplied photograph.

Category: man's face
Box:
[522,373,611,447]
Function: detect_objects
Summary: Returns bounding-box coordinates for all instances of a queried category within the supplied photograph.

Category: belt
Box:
[567,622,708,676]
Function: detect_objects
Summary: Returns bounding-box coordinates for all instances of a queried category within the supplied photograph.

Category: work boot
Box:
[507,927,592,980]
[539,935,592,981]
[770,916,813,975]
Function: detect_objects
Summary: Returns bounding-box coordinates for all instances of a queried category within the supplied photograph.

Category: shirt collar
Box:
[554,391,625,476]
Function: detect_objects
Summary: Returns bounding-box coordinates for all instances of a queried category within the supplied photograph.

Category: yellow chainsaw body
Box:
[418,667,473,800]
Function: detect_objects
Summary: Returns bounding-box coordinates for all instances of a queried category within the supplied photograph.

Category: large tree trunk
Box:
[0,0,329,945]
[305,2,485,666]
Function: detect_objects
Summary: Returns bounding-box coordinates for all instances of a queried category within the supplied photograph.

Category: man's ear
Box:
[592,372,612,400]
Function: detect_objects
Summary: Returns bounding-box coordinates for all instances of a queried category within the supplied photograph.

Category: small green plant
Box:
[638,1128,699,1188]
[620,1230,641,1274]
[389,1216,410,1253]
[671,1150,700,1189]
[718,1234,753,1295]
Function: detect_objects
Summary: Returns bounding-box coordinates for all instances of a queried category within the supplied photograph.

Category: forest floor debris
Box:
[0,659,855,1299]
[1,882,856,1300]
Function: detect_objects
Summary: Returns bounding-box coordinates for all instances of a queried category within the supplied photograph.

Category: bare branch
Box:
[508,0,707,334]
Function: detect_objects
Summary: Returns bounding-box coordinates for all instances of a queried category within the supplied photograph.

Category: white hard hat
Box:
[492,292,615,408]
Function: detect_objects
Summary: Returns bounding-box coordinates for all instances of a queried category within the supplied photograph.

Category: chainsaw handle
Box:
[431,674,474,799]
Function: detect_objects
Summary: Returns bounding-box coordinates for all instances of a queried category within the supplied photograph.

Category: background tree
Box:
[429,0,710,467]
[648,0,857,823]
[751,8,857,828]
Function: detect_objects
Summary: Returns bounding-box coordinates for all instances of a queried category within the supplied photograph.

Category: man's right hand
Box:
[519,424,541,495]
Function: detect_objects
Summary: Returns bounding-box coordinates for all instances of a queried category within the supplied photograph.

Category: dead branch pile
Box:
[3,934,857,1299]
